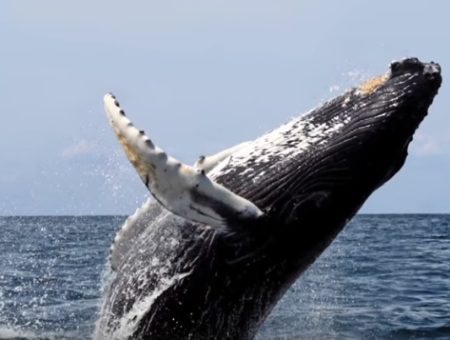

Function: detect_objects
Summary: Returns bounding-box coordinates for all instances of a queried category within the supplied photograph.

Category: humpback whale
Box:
[94,58,442,340]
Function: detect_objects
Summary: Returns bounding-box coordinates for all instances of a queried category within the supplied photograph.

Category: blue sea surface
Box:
[0,215,449,339]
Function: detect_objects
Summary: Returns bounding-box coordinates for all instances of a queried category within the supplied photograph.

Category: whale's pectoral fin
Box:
[104,93,263,228]
[194,141,251,173]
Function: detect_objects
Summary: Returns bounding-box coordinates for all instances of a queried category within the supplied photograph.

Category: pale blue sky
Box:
[1,1,449,215]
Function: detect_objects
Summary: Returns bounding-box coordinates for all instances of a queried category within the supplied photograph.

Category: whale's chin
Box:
[95,58,441,340]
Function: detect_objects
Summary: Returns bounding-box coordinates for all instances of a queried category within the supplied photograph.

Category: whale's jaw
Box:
[95,58,441,340]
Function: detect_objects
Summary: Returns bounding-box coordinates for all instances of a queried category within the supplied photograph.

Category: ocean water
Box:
[0,215,448,340]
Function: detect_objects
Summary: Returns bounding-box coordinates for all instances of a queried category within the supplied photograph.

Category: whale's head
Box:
[213,58,441,242]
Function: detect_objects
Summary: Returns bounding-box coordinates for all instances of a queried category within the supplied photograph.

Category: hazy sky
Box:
[1,1,449,215]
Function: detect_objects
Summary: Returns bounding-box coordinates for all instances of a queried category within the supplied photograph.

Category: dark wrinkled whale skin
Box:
[95,58,442,340]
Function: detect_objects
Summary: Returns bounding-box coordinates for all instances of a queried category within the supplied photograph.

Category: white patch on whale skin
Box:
[207,73,417,182]
[104,94,263,229]
[207,108,353,182]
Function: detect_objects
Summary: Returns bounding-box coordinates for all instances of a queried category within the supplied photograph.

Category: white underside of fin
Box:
[104,94,263,228]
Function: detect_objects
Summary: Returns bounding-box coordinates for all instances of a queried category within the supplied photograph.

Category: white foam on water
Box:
[0,326,81,340]
[0,326,34,339]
